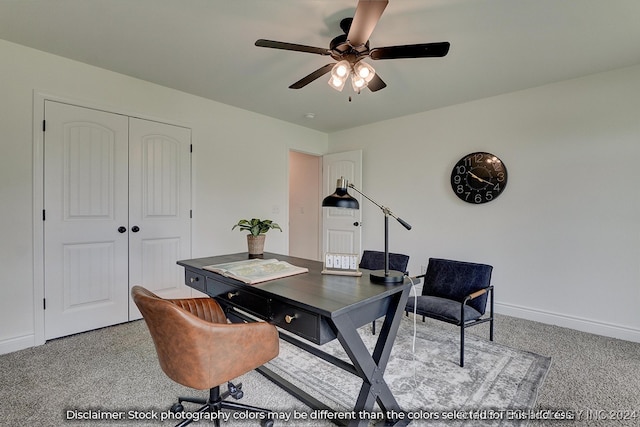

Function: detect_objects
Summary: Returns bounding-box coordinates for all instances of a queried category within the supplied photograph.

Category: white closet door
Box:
[43,101,129,339]
[128,118,192,319]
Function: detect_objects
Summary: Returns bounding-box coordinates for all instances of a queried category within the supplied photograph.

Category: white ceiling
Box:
[1,0,639,133]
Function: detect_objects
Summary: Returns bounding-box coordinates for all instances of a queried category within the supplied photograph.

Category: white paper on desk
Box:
[203,258,308,285]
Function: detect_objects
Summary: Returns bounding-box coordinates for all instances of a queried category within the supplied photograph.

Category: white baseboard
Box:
[0,334,36,355]
[495,302,640,343]
[2,304,638,355]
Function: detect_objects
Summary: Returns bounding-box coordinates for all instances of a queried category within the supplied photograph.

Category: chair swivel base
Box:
[369,269,405,284]
[171,382,274,427]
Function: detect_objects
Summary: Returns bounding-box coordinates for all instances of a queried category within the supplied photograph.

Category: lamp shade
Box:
[328,60,351,92]
[322,177,359,209]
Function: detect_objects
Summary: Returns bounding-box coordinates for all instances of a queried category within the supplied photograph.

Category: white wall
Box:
[0,39,327,354]
[327,64,640,342]
[2,36,638,353]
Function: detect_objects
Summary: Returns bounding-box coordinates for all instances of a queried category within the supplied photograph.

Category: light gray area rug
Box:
[267,315,550,426]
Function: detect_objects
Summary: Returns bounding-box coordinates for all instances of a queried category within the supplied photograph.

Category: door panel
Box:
[63,242,116,308]
[128,118,192,318]
[44,101,129,339]
[140,238,181,293]
[322,150,362,255]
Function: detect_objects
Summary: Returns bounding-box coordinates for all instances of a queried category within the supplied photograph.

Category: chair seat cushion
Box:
[406,295,482,325]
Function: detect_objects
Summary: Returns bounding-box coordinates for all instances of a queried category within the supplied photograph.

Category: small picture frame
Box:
[322,252,362,276]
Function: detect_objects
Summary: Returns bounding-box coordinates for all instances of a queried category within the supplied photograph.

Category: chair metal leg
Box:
[173,383,274,427]
[460,324,465,367]
[371,320,376,335]
[489,286,495,341]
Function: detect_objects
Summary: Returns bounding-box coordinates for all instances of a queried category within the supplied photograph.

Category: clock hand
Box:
[468,171,492,185]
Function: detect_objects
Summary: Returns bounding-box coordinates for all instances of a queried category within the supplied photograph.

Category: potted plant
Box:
[232,218,282,255]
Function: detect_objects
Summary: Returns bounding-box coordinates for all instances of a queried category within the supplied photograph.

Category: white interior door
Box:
[43,101,129,339]
[322,150,363,256]
[128,118,192,319]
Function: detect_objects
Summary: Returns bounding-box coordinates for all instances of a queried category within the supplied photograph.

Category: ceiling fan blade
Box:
[367,73,387,92]
[370,42,450,60]
[255,39,330,56]
[289,63,335,89]
[347,0,389,48]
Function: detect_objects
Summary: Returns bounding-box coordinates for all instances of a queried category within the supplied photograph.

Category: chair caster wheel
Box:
[228,381,244,400]
[260,419,274,427]
[170,403,184,413]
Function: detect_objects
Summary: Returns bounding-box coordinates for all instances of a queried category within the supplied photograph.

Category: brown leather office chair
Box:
[131,286,279,427]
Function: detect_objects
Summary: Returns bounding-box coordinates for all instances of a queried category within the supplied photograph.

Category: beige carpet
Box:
[0,315,549,426]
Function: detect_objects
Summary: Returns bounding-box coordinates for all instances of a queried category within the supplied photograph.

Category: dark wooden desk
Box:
[178,252,411,427]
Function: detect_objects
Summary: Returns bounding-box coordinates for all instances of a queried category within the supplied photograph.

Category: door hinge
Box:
[190,144,193,153]
[43,298,46,310]
[190,210,193,218]
[42,120,46,132]
[42,210,46,221]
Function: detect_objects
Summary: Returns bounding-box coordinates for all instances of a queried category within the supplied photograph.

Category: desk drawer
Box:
[204,276,240,298]
[271,301,319,342]
[184,269,205,292]
[212,282,270,320]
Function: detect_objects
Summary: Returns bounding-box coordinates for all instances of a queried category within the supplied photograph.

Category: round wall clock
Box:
[450,152,507,204]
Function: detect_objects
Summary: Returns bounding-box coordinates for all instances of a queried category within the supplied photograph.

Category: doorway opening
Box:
[288,151,321,260]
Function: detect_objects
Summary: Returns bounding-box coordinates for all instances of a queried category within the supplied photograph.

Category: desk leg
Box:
[333,288,410,427]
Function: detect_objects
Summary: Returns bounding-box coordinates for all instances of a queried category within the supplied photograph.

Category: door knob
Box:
[353,222,360,226]
[118,226,126,233]
[131,226,140,233]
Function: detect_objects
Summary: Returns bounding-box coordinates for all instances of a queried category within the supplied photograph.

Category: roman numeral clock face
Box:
[450,152,507,204]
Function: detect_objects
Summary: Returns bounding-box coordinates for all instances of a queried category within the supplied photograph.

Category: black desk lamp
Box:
[322,177,412,284]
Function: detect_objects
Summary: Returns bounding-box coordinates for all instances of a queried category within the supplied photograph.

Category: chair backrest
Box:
[422,258,493,314]
[131,286,278,390]
[359,250,410,273]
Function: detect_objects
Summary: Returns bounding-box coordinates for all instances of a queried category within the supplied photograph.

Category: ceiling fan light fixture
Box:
[354,61,375,83]
[329,60,351,91]
[351,74,367,91]
[329,75,347,91]
[332,60,351,78]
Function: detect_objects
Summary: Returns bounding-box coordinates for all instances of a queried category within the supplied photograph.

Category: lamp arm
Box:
[348,184,412,230]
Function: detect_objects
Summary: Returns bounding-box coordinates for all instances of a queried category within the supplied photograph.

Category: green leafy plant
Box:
[232,218,282,236]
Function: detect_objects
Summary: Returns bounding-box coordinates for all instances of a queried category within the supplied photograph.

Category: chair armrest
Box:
[463,285,493,304]
[204,321,280,386]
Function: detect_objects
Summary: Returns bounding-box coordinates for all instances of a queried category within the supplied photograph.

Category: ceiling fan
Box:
[255,0,450,93]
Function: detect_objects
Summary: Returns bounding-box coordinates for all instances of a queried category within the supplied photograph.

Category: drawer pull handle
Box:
[285,314,297,324]
[227,292,239,299]
[189,277,199,283]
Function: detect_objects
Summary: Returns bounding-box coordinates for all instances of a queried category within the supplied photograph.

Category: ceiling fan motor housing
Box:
[330,33,370,62]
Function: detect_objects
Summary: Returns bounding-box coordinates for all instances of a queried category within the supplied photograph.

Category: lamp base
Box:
[369,270,405,284]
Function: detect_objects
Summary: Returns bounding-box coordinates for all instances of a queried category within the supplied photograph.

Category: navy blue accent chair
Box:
[359,250,410,335]
[406,258,494,367]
